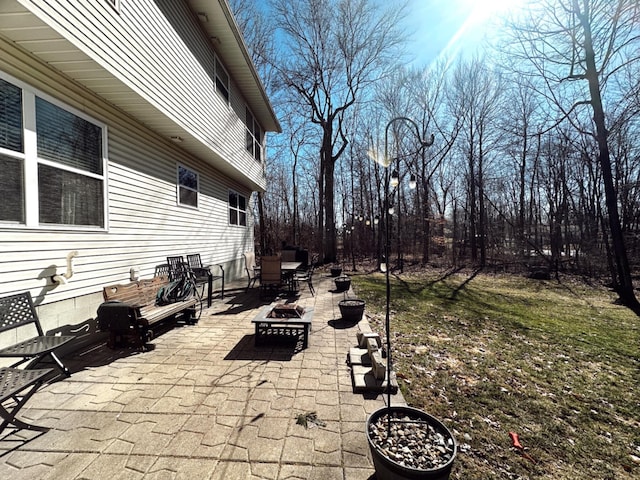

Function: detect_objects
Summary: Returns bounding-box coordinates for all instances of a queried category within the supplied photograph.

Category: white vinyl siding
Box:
[0,42,255,307]
[106,0,121,13]
[16,0,265,189]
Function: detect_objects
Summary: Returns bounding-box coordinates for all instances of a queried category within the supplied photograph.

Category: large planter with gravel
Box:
[366,405,457,480]
[338,299,365,322]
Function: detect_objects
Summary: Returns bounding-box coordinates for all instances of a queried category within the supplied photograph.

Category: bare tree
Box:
[270,0,407,263]
[448,56,504,267]
[505,0,640,309]
[228,0,277,89]
[499,77,545,258]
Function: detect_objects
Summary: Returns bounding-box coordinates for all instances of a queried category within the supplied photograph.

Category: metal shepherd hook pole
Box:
[383,117,434,435]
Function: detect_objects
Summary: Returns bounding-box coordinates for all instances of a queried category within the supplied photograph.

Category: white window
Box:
[215,57,229,102]
[177,165,198,208]
[0,75,106,229]
[228,190,247,226]
[245,107,262,162]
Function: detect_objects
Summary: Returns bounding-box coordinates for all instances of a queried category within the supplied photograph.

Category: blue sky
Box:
[404,0,520,66]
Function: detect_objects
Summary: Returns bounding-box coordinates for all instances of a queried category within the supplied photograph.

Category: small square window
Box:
[228,190,247,226]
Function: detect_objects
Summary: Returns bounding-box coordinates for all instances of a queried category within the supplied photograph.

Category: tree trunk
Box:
[322,129,337,264]
[257,191,266,256]
[318,141,326,263]
[579,5,639,310]
[478,137,486,268]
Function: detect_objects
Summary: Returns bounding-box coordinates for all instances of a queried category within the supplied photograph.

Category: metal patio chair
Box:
[0,291,74,377]
[243,251,261,291]
[186,254,224,306]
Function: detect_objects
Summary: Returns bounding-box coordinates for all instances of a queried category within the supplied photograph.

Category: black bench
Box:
[0,292,74,377]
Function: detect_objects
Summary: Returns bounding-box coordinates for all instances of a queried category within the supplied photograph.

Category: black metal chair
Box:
[0,366,54,433]
[186,254,224,307]
[294,263,316,296]
[0,291,74,377]
[166,256,189,281]
[154,263,170,278]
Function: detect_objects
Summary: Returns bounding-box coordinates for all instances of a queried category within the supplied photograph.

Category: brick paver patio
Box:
[0,273,402,479]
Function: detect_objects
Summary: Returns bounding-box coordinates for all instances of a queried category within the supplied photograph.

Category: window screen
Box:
[0,78,23,153]
[38,163,104,226]
[36,97,102,175]
[0,154,24,223]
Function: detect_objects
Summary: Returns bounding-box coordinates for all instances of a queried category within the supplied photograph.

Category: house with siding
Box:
[0,0,280,349]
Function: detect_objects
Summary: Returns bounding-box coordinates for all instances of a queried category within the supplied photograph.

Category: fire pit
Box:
[251,303,314,348]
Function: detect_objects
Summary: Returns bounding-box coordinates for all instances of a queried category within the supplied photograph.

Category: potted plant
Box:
[366,405,457,480]
[334,275,351,292]
[330,264,342,277]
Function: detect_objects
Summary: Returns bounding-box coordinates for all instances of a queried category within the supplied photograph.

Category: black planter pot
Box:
[338,299,365,322]
[330,267,342,277]
[366,406,457,480]
[334,275,351,292]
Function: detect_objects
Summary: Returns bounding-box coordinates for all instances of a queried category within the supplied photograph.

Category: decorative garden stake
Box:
[365,117,457,479]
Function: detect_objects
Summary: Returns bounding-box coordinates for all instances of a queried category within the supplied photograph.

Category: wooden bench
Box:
[97,275,198,349]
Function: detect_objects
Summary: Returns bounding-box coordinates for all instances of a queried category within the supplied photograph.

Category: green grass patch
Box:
[353,270,640,479]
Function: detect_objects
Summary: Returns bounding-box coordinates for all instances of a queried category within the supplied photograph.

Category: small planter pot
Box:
[330,267,343,277]
[366,406,457,480]
[338,299,365,322]
[334,275,351,292]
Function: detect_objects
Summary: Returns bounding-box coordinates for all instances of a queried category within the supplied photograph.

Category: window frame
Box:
[0,71,108,231]
[215,56,230,103]
[176,164,199,209]
[228,189,247,227]
[245,106,263,162]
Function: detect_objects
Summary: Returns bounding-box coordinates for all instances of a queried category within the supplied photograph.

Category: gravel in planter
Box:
[368,410,455,470]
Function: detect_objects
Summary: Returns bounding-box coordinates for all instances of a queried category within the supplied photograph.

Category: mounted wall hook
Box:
[52,251,79,285]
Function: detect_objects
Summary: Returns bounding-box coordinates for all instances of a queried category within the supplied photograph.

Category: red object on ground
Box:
[509,431,524,450]
[509,431,537,464]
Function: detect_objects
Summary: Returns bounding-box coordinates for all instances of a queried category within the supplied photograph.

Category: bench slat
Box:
[140,298,197,324]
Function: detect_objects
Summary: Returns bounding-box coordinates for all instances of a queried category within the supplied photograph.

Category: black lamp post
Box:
[381,117,434,428]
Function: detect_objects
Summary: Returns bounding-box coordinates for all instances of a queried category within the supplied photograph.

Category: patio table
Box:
[281,261,302,292]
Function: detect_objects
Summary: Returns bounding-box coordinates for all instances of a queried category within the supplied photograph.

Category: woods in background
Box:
[232,0,640,309]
